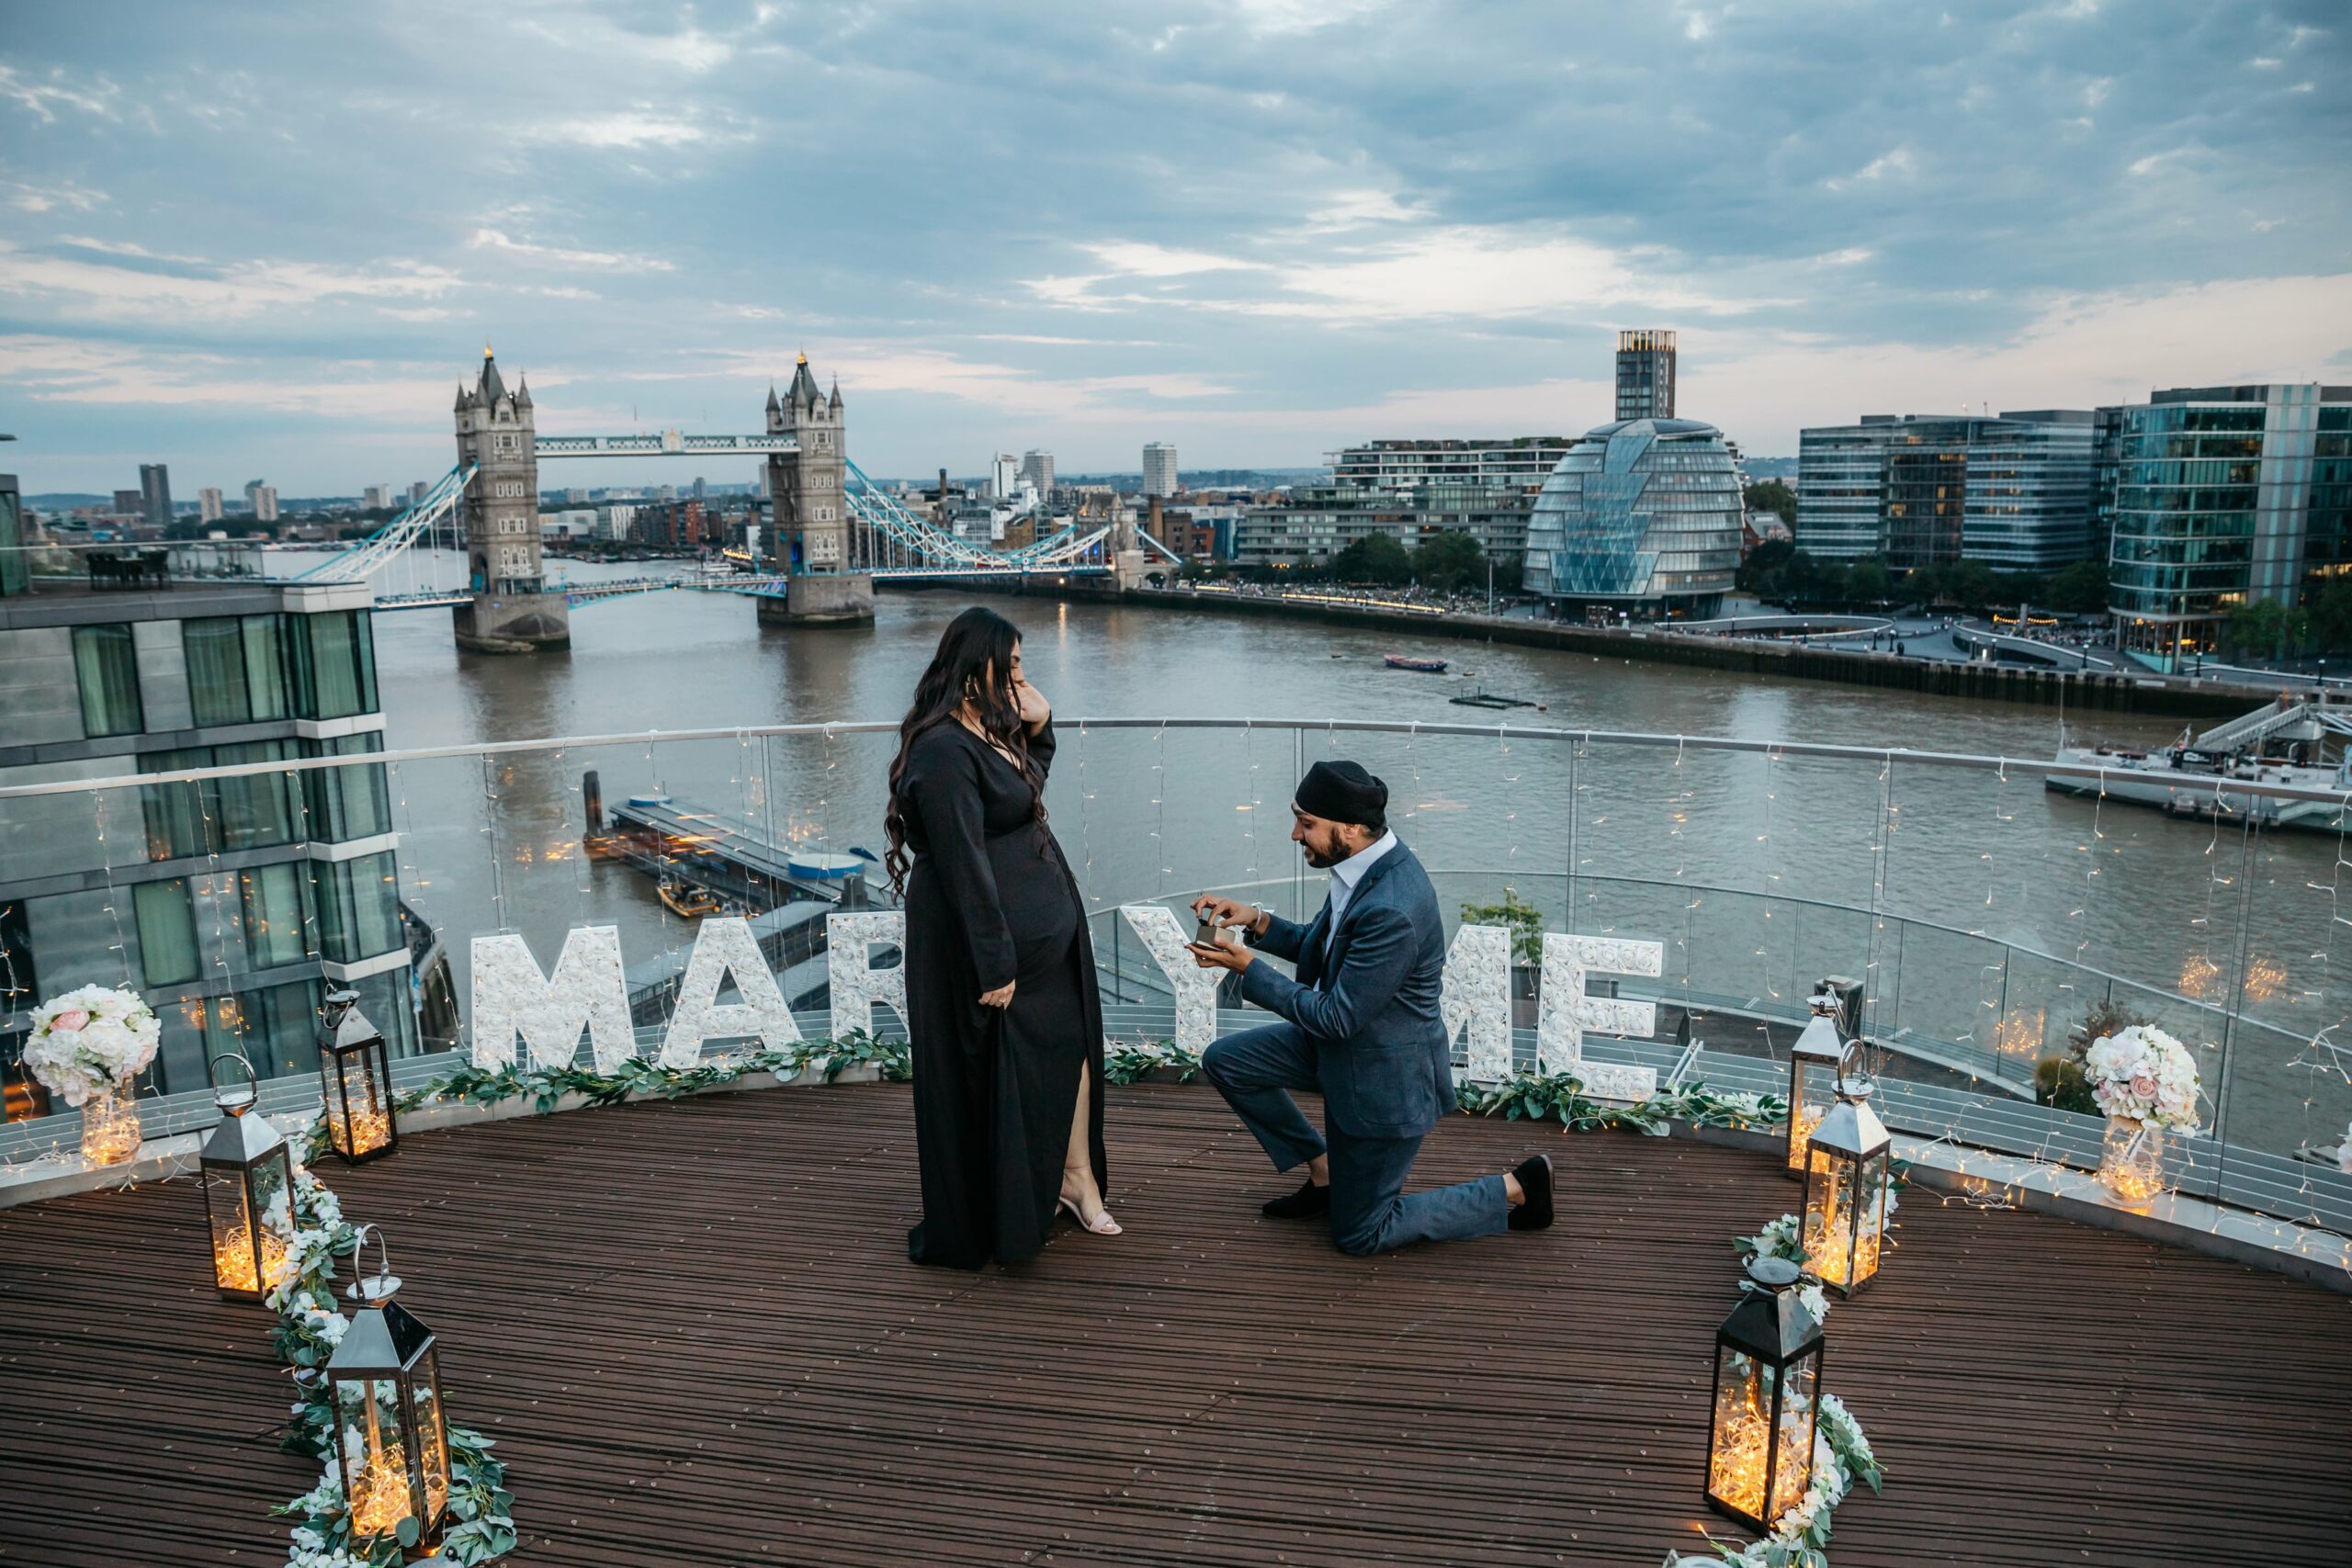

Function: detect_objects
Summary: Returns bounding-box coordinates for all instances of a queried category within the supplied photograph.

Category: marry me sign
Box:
[469,908,1664,1100]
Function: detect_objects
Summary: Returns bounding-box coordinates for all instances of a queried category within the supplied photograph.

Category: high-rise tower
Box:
[451,346,569,652]
[1614,330,1678,423]
[759,354,873,625]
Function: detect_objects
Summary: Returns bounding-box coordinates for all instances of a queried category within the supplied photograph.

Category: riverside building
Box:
[1795,412,2099,571]
[1326,437,1574,496]
[2109,383,2352,671]
[1232,483,1530,571]
[1521,418,1742,618]
[0,554,445,1121]
[1614,330,1678,423]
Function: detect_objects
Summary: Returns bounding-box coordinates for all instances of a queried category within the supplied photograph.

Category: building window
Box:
[313,850,401,963]
[133,878,200,987]
[240,861,311,970]
[183,615,288,726]
[302,732,390,842]
[74,623,144,738]
[289,610,379,720]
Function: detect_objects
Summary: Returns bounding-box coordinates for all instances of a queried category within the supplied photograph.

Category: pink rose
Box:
[50,1009,89,1032]
[2129,1072,2158,1099]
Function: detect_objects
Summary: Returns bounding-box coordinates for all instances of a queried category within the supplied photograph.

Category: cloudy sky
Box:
[0,0,2345,495]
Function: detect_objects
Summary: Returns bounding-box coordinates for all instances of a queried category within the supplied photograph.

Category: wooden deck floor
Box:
[3,1082,2346,1566]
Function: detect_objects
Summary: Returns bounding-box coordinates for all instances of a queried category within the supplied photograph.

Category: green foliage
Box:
[1743,479,1798,528]
[1410,529,1487,594]
[2042,558,2110,615]
[1102,1039,1201,1084]
[2223,599,2308,660]
[1459,889,1546,965]
[2034,1056,2098,1116]
[1329,530,1413,586]
[1736,537,1798,596]
[1455,1072,1787,1134]
[1843,558,1894,605]
[2309,580,2352,655]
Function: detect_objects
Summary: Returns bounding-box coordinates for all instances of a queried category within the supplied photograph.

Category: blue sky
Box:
[0,0,2345,495]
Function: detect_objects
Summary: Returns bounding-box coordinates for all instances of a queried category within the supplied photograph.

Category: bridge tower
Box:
[759,353,874,626]
[452,346,570,653]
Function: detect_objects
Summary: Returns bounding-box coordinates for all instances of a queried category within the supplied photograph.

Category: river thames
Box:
[323,550,2350,1160]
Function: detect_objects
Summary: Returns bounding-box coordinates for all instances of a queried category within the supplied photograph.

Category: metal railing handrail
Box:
[8,716,2352,807]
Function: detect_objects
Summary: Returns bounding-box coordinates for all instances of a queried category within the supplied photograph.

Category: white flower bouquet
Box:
[2082,1024,2202,1134]
[22,983,161,1106]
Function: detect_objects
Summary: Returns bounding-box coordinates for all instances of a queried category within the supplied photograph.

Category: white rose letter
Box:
[827,911,909,1041]
[659,916,803,1066]
[469,925,635,1072]
[1535,931,1662,1101]
[1440,922,1514,1082]
[1118,904,1226,1056]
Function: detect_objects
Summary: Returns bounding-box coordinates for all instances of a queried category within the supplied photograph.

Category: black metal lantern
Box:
[319,987,398,1165]
[1705,1257,1826,1532]
[1784,989,1844,1179]
[198,1051,294,1301]
[325,1227,453,1558]
[1801,1042,1894,1296]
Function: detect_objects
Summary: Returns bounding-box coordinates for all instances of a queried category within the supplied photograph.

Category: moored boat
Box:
[2046,696,2352,831]
[1385,653,1448,672]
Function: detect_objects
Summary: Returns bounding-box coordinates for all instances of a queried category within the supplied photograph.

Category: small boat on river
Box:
[1385,654,1448,672]
[2046,696,2352,831]
[657,877,728,918]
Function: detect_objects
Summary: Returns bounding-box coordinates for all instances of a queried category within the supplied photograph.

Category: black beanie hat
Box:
[1294,760,1388,827]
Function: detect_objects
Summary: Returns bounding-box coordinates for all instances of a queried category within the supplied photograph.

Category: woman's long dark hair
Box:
[885,606,1046,894]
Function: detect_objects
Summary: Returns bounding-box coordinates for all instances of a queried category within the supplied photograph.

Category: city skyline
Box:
[0,1,2345,492]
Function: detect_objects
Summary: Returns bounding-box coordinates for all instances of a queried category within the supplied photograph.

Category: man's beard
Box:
[1301,839,1343,869]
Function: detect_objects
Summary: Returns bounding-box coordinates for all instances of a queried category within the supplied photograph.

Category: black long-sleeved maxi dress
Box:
[898,717,1107,1269]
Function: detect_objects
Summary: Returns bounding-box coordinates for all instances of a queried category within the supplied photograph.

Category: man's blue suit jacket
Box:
[1238,840,1456,1139]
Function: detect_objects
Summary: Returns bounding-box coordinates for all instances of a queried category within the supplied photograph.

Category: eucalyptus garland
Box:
[1456,1070,1788,1135]
[266,1159,517,1567]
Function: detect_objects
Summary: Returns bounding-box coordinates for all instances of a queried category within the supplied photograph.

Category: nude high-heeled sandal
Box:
[1057,1192,1123,1235]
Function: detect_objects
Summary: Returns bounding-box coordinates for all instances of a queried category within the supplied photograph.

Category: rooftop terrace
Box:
[5,1079,2346,1565]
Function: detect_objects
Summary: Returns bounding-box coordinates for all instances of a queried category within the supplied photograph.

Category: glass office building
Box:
[1795,412,2098,571]
[1522,417,1741,617]
[1614,330,1678,423]
[0,573,440,1122]
[2109,383,2352,670]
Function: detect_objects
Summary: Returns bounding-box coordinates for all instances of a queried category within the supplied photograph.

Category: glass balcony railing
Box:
[4,718,2348,1241]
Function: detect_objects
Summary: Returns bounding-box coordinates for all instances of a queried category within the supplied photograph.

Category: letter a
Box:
[660,916,802,1066]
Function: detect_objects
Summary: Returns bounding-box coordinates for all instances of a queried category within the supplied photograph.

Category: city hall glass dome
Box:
[1523,417,1743,615]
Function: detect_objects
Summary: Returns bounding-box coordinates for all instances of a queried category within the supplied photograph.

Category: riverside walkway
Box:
[2,1081,2346,1564]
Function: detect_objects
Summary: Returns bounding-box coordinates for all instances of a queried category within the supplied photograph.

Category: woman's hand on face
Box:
[979,980,1017,1009]
[1013,677,1050,731]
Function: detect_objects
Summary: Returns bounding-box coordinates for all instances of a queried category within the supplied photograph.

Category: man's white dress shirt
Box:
[1322,829,1398,960]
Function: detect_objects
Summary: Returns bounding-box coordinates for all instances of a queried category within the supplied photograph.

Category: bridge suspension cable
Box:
[293,463,475,581]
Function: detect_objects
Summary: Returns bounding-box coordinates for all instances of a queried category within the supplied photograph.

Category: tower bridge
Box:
[295,347,1167,651]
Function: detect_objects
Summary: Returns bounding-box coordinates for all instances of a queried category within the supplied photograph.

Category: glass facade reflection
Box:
[0,579,425,1118]
[1522,418,1741,616]
[1796,412,2098,570]
[2109,384,2351,671]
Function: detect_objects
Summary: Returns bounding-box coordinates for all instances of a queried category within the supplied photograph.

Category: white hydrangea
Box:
[20,984,161,1105]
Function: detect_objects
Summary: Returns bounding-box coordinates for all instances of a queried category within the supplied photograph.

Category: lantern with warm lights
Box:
[1705,1256,1825,1532]
[1784,989,1844,1178]
[198,1051,294,1301]
[318,987,398,1165]
[1801,1042,1894,1296]
[325,1227,453,1558]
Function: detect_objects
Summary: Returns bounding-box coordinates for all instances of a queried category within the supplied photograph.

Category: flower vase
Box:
[79,1077,143,1166]
[2098,1115,2165,1205]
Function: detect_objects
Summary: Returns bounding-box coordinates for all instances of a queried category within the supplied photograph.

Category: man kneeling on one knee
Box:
[1188,759,1554,1257]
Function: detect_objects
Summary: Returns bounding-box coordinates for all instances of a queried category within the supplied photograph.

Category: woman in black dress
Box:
[887,606,1114,1268]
